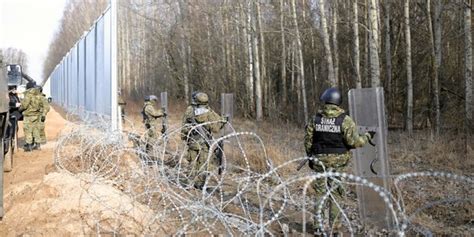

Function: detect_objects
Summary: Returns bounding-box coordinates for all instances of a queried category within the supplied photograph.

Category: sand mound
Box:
[1,171,164,236]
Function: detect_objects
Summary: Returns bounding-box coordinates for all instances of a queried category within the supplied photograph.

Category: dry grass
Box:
[117,101,473,235]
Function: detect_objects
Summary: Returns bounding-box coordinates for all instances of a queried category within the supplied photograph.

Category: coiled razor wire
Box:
[53,116,473,236]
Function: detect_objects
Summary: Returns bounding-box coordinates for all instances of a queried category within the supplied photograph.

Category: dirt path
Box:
[0,107,66,235]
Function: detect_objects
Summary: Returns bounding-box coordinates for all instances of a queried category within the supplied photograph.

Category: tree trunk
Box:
[464,0,473,131]
[252,1,263,121]
[427,0,442,137]
[405,0,413,135]
[369,0,381,87]
[319,0,337,86]
[353,0,362,88]
[256,0,267,116]
[280,0,287,105]
[291,0,308,122]
[332,1,339,86]
[177,1,190,100]
[384,0,392,107]
[243,2,254,112]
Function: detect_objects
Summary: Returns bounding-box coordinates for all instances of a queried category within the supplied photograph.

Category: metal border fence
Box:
[47,0,118,130]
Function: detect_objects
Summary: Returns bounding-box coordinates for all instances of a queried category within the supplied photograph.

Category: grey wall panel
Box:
[103,11,112,116]
[85,27,97,112]
[49,7,116,127]
[78,40,86,109]
[95,16,106,115]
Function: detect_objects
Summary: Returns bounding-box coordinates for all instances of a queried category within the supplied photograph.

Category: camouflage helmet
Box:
[320,87,342,106]
[195,92,209,105]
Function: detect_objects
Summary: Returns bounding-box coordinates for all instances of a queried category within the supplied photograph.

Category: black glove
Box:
[367,131,376,139]
[223,115,229,123]
[367,131,376,146]
[40,116,46,122]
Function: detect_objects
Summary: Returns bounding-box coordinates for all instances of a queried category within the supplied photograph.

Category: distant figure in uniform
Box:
[304,87,375,234]
[118,89,126,119]
[37,86,50,144]
[142,95,166,153]
[20,81,43,152]
[181,92,226,189]
[8,85,22,146]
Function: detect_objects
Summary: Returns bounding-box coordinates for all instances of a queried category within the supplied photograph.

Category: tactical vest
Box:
[312,113,350,154]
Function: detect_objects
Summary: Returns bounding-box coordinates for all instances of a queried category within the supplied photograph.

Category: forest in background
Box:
[42,0,473,137]
[1,48,29,73]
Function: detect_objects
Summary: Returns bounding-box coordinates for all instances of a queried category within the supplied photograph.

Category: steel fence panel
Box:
[48,6,118,129]
[85,27,97,112]
[103,11,112,116]
[78,40,86,110]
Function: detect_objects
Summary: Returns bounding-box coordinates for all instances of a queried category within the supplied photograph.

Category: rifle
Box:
[296,157,310,171]
[215,140,224,175]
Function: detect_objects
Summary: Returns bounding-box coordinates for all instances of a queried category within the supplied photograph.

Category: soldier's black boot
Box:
[23,143,33,152]
[313,228,323,237]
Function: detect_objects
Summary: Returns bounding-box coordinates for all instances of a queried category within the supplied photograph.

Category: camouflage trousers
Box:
[309,153,351,230]
[38,120,46,143]
[23,115,41,145]
[144,123,160,151]
[187,145,216,188]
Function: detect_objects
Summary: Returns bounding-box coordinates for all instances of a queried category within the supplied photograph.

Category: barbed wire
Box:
[52,115,473,236]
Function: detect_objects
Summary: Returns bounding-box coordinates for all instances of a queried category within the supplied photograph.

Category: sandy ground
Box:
[0,107,161,236]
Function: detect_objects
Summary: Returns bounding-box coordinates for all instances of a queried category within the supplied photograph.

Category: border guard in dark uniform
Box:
[304,87,375,234]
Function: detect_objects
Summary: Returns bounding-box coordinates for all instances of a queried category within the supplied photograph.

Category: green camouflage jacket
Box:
[143,101,164,126]
[20,88,43,116]
[181,105,225,149]
[41,93,50,117]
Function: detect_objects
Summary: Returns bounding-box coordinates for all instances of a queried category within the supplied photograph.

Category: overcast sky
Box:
[1,0,67,82]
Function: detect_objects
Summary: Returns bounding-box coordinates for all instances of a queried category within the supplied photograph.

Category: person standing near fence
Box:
[118,89,126,119]
[142,95,166,154]
[304,87,375,235]
[20,82,43,152]
[37,86,50,144]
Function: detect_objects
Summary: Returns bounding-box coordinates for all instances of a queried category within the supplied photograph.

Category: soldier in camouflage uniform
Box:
[118,89,126,119]
[181,92,226,189]
[304,87,375,234]
[20,81,43,152]
[142,95,166,153]
[37,86,50,144]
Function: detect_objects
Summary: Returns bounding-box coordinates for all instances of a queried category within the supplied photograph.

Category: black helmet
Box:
[320,87,342,106]
[26,81,36,90]
[8,85,17,91]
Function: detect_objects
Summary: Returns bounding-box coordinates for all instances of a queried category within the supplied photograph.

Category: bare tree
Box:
[280,0,288,104]
[384,0,392,103]
[405,0,413,135]
[369,0,381,87]
[464,0,473,131]
[319,0,337,86]
[332,1,339,85]
[291,0,308,122]
[427,0,442,137]
[353,0,362,88]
